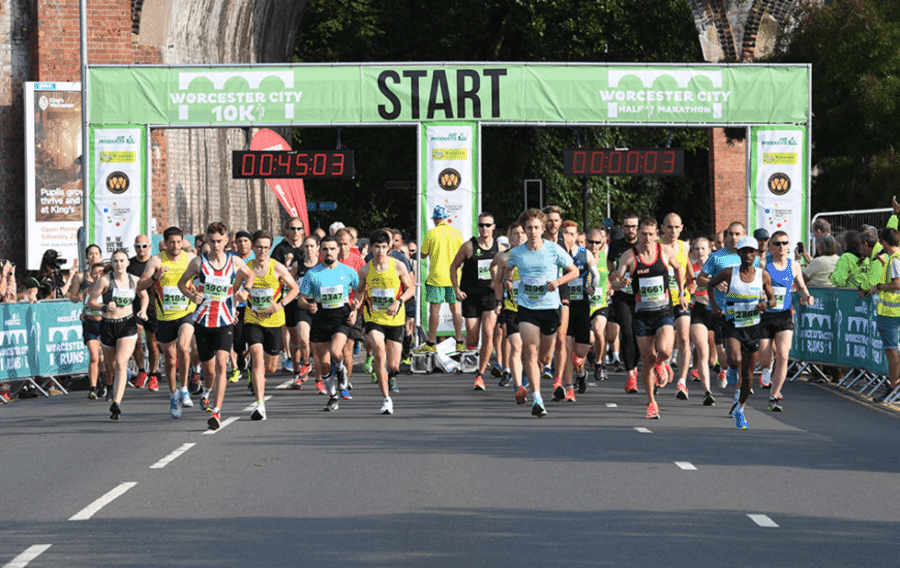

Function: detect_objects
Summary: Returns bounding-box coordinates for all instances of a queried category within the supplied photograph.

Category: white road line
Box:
[3,545,52,568]
[605,403,618,408]
[149,443,196,469]
[275,379,292,389]
[69,482,137,521]
[634,427,652,434]
[748,514,779,528]
[202,416,239,435]
[675,461,697,470]
[242,395,272,412]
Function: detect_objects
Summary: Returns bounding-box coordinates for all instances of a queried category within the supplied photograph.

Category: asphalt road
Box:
[2,365,899,567]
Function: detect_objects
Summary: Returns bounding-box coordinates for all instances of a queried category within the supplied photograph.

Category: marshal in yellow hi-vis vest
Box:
[154,251,195,322]
[877,251,900,318]
[363,259,405,327]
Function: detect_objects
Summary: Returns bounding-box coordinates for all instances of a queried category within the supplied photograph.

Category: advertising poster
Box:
[419,122,479,334]
[750,126,808,249]
[88,125,148,257]
[24,82,83,270]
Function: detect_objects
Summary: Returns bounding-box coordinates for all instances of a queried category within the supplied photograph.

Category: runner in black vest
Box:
[608,212,641,394]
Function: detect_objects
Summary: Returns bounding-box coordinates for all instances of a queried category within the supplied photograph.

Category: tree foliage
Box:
[772,1,900,212]
[293,0,709,237]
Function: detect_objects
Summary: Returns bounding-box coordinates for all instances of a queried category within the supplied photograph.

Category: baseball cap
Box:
[737,236,759,251]
[753,228,770,240]
[432,205,449,220]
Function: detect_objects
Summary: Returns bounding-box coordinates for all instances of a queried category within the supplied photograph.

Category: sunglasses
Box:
[478,223,494,228]
[288,227,304,231]
[771,241,790,246]
[623,225,638,229]
[586,239,603,245]
[134,244,149,249]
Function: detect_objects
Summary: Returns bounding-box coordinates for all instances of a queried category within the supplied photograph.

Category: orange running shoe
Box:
[625,369,639,393]
[473,374,486,391]
[647,401,660,419]
[515,385,528,405]
[690,369,700,382]
[676,382,689,400]
[552,377,565,401]
[572,352,585,368]
[147,374,159,392]
[655,362,671,388]
[315,380,327,395]
[563,387,576,402]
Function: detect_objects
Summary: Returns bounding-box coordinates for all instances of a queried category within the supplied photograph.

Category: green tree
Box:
[773,0,900,212]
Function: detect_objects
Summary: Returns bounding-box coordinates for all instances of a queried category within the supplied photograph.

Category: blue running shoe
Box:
[340,389,352,400]
[282,359,294,373]
[523,375,530,388]
[733,408,748,429]
[354,341,361,355]
[170,395,182,419]
[388,377,400,393]
[726,367,738,387]
[541,366,553,382]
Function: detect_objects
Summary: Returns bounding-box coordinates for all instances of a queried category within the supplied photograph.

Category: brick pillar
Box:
[708,128,747,233]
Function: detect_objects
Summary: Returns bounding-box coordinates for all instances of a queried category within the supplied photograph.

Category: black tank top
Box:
[102,273,137,308]
[632,243,671,314]
[460,237,499,295]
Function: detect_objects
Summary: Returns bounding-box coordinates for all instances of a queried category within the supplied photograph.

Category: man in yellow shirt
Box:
[416,205,464,352]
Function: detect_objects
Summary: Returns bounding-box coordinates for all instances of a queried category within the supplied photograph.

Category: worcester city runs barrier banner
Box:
[88,64,809,126]
[0,300,89,381]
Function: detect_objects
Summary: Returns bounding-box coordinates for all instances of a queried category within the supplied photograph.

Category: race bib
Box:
[772,286,787,309]
[203,275,231,302]
[477,259,492,280]
[162,285,188,312]
[250,288,274,312]
[570,277,585,298]
[638,275,667,304]
[112,287,136,307]
[590,286,606,310]
[371,288,395,311]
[728,301,760,328]
[521,276,547,301]
[321,285,345,309]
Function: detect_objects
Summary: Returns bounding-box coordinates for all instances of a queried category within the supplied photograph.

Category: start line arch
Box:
[84,61,811,333]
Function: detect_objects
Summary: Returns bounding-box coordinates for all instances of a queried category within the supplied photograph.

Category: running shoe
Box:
[247,382,255,396]
[733,407,749,429]
[282,359,294,373]
[646,401,660,419]
[575,374,587,394]
[612,358,624,373]
[133,371,148,388]
[316,380,327,395]
[522,375,530,389]
[552,377,565,401]
[490,365,504,378]
[690,369,700,382]
[147,374,159,392]
[572,352,586,368]
[531,401,548,417]
[760,368,772,389]
[716,371,727,390]
[324,397,339,412]
[340,389,352,400]
[624,369,639,394]
[298,362,311,378]
[200,397,210,412]
[371,366,379,383]
[96,382,106,399]
[725,367,738,387]
[207,411,221,430]
[703,392,715,406]
[729,401,738,417]
[593,364,605,382]
[105,386,113,402]
[515,385,528,405]
[655,362,671,388]
[126,370,134,388]
[189,373,202,394]
[473,374,486,391]
[768,398,783,412]
[251,403,267,421]
[290,376,304,390]
[774,392,783,400]
[380,398,393,415]
[498,372,512,387]
[456,341,467,352]
[563,387,576,402]
[88,388,97,400]
[354,340,361,355]
[109,401,121,420]
[362,354,374,374]
[170,395,182,419]
[401,356,411,366]
[676,382,689,400]
[541,366,553,382]
[181,390,194,408]
[388,377,400,393]
[228,369,241,383]
[587,347,596,367]
[413,343,437,354]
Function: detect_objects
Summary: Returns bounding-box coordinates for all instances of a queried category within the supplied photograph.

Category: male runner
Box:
[585,227,611,383]
[353,230,415,414]
[271,217,308,381]
[541,206,569,385]
[491,222,526,400]
[687,235,717,405]
[505,209,578,417]
[337,227,365,398]
[611,217,687,419]
[177,222,254,429]
[127,235,161,390]
[415,205,464,352]
[137,226,197,418]
[449,212,506,390]
[608,212,641,392]
[229,230,254,384]
[292,235,322,392]
[659,213,695,400]
[299,236,360,412]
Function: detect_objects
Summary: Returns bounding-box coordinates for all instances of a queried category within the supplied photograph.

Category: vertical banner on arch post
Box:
[749,126,808,248]
[87,125,148,257]
[419,122,479,336]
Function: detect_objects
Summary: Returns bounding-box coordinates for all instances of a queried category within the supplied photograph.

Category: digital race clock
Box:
[232,150,355,179]
[563,148,684,177]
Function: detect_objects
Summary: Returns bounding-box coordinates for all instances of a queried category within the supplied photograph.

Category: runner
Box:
[757,230,814,411]
[541,206,569,387]
[659,213,695,400]
[137,226,197,418]
[608,213,641,393]
[688,235,717,405]
[505,208,578,417]
[337,227,365,398]
[127,235,160,391]
[271,217,308,383]
[611,217,687,419]
[353,230,415,415]
[585,226,611,384]
[708,236,775,429]
[491,222,526,400]
[449,212,506,391]
[293,235,323,393]
[415,205,465,353]
[70,256,105,399]
[177,222,254,430]
[243,230,299,420]
[86,250,149,419]
[299,236,360,412]
[558,221,600,401]
[229,230,254,385]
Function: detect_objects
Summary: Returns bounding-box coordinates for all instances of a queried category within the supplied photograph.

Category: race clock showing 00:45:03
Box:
[563,148,684,177]
[232,150,355,179]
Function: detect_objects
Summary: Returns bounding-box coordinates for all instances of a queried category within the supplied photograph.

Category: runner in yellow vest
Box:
[491,222,525,401]
[660,213,695,400]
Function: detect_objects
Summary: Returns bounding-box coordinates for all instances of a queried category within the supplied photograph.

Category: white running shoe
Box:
[380,398,393,415]
[180,389,194,408]
[250,403,267,421]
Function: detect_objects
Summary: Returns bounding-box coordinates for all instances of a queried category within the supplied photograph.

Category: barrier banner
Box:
[749,126,808,252]
[0,301,88,381]
[87,125,148,257]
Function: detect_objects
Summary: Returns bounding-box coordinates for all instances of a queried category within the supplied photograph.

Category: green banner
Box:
[89,64,810,126]
[0,300,89,380]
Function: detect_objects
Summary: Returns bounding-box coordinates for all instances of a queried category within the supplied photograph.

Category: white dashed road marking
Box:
[69,482,137,521]
[634,427,652,433]
[605,403,618,408]
[202,416,240,435]
[675,461,697,470]
[242,395,272,412]
[748,514,779,528]
[149,443,196,469]
[3,545,52,568]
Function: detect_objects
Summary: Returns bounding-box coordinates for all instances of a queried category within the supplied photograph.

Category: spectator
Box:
[0,258,16,303]
[870,227,900,402]
[829,231,866,288]
[803,234,839,287]
[29,249,77,300]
